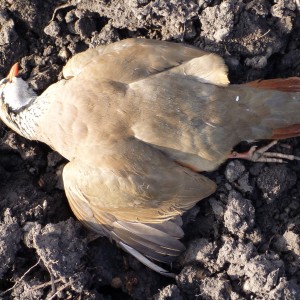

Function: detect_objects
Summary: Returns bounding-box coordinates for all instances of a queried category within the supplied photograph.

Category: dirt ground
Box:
[0,0,299,299]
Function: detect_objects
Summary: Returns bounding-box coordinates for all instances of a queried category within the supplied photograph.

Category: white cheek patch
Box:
[3,77,36,110]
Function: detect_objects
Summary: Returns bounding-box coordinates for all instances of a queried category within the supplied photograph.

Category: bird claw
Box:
[230,140,300,163]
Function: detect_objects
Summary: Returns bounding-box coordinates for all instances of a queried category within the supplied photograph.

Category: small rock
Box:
[283,230,300,256]
[0,209,22,279]
[111,277,122,289]
[257,165,296,203]
[209,198,224,219]
[200,275,231,300]
[44,21,61,37]
[243,253,284,295]
[177,265,205,298]
[154,284,183,300]
[23,219,86,279]
[180,238,217,272]
[225,160,246,182]
[217,237,254,272]
[224,190,255,238]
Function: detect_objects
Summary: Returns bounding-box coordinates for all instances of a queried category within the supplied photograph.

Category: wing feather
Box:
[63,38,228,86]
[62,139,216,273]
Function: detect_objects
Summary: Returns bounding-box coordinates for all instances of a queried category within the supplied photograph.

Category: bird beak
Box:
[7,63,19,82]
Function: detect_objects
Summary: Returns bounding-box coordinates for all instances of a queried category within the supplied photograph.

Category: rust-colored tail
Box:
[271,124,300,139]
[245,77,300,93]
[245,77,300,139]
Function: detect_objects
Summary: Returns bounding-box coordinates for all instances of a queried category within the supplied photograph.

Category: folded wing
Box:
[63,38,229,86]
[62,138,216,275]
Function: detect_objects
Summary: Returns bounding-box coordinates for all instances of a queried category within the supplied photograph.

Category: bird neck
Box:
[1,94,47,141]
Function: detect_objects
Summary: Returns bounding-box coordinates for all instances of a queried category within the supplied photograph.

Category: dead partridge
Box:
[1,39,300,277]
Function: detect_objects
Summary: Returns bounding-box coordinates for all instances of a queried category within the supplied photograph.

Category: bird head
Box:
[0,63,38,138]
[0,63,37,112]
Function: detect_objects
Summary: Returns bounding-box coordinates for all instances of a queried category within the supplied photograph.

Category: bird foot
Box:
[229,140,300,163]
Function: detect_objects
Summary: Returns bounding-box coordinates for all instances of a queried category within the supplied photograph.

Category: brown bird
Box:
[0,38,300,276]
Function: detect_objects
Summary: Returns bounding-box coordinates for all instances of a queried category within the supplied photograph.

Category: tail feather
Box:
[244,77,300,139]
[245,77,300,92]
[271,124,300,139]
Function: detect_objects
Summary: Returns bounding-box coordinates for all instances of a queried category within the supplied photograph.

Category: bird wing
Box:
[62,138,216,273]
[62,38,229,86]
